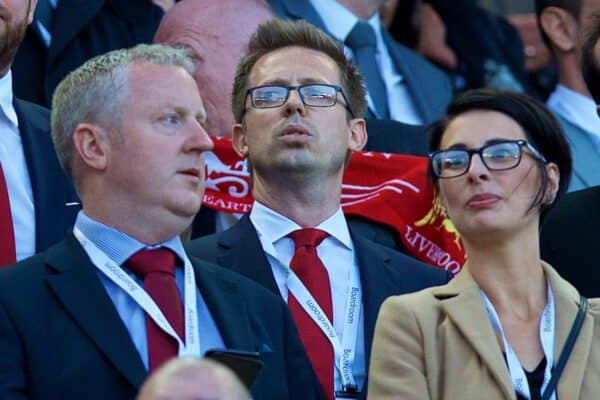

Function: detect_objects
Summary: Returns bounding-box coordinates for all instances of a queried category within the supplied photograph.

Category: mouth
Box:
[178,168,201,179]
[278,124,312,138]
[466,193,501,208]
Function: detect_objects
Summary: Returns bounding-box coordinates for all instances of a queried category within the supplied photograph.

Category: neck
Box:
[556,55,592,98]
[465,227,547,319]
[81,193,191,245]
[336,0,383,19]
[251,173,342,227]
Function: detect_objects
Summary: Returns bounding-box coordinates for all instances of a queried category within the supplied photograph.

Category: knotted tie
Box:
[288,228,334,400]
[345,21,389,118]
[126,248,184,371]
[0,163,15,267]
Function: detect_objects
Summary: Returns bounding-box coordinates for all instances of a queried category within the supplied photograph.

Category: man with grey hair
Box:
[0,44,322,400]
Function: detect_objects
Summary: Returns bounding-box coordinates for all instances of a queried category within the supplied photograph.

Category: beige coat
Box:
[368,263,600,399]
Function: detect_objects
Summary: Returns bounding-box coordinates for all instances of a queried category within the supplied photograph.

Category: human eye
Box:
[485,143,519,161]
[301,85,335,105]
[439,150,467,170]
[253,86,286,107]
[160,113,182,126]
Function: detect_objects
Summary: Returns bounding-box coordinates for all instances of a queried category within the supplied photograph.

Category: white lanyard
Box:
[287,259,362,394]
[481,284,555,400]
[73,227,201,359]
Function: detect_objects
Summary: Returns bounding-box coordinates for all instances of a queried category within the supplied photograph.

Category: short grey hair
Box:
[51,43,195,176]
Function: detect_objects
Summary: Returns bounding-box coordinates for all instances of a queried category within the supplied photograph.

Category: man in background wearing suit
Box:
[266,0,453,124]
[0,44,321,399]
[541,13,600,297]
[12,0,164,107]
[0,0,78,267]
[187,20,452,400]
[536,0,600,190]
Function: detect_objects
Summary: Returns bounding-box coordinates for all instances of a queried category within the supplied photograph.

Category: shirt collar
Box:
[74,210,187,266]
[249,200,352,252]
[547,84,599,138]
[0,70,19,128]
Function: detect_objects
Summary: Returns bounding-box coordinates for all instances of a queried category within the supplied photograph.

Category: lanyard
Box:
[287,260,362,395]
[481,284,555,400]
[73,227,201,358]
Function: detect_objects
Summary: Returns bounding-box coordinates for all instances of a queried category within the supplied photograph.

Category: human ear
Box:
[72,123,110,172]
[231,123,248,158]
[348,118,368,152]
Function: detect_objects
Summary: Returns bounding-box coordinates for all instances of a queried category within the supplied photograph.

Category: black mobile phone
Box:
[204,349,264,388]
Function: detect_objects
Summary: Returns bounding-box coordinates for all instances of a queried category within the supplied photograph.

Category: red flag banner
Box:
[203,136,465,274]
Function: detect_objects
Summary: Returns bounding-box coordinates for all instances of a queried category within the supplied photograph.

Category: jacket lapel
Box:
[216,215,280,294]
[190,258,257,351]
[44,234,147,389]
[545,264,593,399]
[434,267,515,399]
[15,99,79,252]
[46,0,104,68]
[190,257,263,398]
[351,232,396,370]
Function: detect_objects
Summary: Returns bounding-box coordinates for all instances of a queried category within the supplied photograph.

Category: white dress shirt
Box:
[309,0,423,124]
[249,201,366,392]
[547,84,600,151]
[0,71,36,261]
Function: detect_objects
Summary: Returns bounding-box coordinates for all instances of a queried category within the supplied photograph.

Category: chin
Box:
[168,196,202,219]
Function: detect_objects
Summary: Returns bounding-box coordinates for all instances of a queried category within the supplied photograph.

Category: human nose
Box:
[184,120,214,153]
[466,153,490,181]
[283,87,307,116]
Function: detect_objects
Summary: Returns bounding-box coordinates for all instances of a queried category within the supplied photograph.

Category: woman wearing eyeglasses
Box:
[368,89,600,400]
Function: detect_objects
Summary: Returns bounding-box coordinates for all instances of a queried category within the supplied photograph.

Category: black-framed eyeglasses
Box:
[429,139,547,179]
[245,84,355,117]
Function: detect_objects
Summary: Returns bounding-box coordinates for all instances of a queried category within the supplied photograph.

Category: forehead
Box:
[124,63,205,114]
[249,46,341,86]
[441,110,527,148]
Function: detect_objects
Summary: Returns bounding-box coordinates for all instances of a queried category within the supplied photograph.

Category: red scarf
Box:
[203,137,465,274]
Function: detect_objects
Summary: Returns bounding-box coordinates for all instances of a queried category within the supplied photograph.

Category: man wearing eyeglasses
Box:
[186,19,452,400]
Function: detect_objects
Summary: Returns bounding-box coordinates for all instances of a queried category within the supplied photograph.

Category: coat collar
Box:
[45,233,147,389]
[432,262,592,399]
[15,98,79,252]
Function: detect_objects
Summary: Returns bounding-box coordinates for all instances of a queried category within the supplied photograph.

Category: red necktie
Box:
[287,228,334,400]
[126,248,184,372]
[0,163,16,267]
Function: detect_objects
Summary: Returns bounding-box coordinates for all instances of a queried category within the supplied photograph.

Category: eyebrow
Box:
[256,78,331,86]
[443,138,515,150]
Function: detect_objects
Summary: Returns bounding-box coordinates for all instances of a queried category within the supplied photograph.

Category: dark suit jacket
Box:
[185,215,452,399]
[265,0,453,124]
[364,118,429,155]
[540,186,600,297]
[0,233,322,400]
[12,0,163,107]
[14,98,78,252]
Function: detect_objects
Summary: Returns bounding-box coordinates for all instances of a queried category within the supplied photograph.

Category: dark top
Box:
[516,357,546,400]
